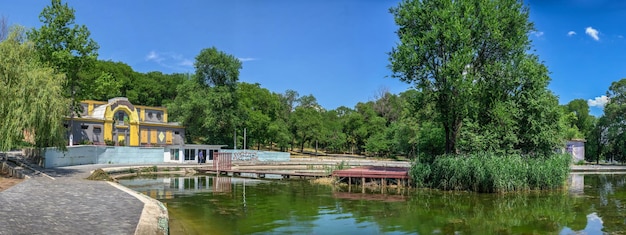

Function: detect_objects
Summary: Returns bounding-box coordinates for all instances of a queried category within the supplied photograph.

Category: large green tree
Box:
[27,0,99,107]
[167,47,241,145]
[598,79,626,163]
[289,95,323,153]
[0,26,68,150]
[389,0,561,155]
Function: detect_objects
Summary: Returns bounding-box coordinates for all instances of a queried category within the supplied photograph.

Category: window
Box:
[156,113,162,120]
[170,148,179,161]
[184,178,195,189]
[93,127,102,133]
[81,125,89,130]
[117,111,127,125]
[169,178,179,189]
[184,149,195,161]
[174,131,180,135]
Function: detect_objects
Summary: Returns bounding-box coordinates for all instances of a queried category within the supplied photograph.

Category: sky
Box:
[2,0,624,115]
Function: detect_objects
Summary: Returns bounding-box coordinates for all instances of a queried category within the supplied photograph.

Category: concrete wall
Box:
[220,150,290,162]
[567,141,585,162]
[98,147,164,164]
[44,146,165,168]
[67,121,105,145]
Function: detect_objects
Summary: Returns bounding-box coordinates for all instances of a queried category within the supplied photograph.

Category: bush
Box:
[104,139,115,146]
[410,153,571,193]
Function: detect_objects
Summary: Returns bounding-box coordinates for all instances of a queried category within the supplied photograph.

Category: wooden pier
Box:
[332,166,410,193]
[197,168,330,179]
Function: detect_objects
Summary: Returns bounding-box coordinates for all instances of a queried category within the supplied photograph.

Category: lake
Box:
[118,173,626,234]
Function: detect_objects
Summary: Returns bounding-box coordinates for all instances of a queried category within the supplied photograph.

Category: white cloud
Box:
[145,50,193,70]
[619,35,624,39]
[179,59,194,67]
[531,31,544,37]
[588,95,609,108]
[585,27,600,41]
[238,57,257,62]
[567,31,576,36]
[145,50,162,62]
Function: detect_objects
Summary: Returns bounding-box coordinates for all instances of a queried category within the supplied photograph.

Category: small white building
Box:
[164,145,226,164]
[566,139,585,162]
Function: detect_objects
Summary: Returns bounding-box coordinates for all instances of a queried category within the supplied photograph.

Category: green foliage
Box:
[290,95,323,152]
[596,78,626,163]
[389,0,563,155]
[0,26,69,151]
[27,0,99,111]
[104,139,115,146]
[167,48,241,146]
[410,153,571,193]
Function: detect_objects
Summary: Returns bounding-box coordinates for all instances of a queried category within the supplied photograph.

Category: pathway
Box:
[0,164,146,235]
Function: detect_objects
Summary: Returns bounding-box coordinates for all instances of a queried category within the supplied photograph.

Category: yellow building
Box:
[67,97,185,146]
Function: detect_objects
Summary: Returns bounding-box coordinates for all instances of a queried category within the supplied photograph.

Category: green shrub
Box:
[104,139,115,146]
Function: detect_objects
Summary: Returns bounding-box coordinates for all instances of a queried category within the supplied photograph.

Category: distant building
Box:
[67,97,185,146]
[566,139,585,162]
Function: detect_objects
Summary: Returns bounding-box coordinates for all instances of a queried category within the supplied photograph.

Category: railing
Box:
[213,152,232,172]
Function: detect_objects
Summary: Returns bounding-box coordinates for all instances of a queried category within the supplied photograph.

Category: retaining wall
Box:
[43,146,164,168]
[1,161,25,179]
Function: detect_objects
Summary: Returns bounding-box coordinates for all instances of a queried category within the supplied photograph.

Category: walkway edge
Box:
[107,182,169,235]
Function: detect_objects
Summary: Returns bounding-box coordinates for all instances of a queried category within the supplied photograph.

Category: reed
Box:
[410,153,571,193]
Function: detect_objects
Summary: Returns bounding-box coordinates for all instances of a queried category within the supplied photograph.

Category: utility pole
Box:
[244,128,247,150]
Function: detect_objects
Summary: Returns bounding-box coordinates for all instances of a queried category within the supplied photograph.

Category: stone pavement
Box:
[0,165,145,235]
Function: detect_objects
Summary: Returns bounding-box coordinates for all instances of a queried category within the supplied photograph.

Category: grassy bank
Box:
[410,153,571,193]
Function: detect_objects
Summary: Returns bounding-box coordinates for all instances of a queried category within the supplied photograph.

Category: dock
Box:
[332,166,410,193]
[197,168,330,179]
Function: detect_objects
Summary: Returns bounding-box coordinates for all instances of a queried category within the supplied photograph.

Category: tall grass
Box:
[410,153,571,193]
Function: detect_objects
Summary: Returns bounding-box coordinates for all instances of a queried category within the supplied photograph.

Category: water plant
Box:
[410,153,571,193]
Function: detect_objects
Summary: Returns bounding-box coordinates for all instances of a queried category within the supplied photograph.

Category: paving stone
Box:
[0,165,144,235]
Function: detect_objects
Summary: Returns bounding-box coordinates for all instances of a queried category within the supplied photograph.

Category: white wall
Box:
[44,146,164,168]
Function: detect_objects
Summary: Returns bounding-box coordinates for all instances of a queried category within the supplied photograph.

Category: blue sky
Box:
[2,1,623,115]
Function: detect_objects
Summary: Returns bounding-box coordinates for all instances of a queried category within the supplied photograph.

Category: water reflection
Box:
[117,175,266,199]
[117,173,626,235]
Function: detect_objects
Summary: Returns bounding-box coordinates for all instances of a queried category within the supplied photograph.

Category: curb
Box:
[107,182,169,235]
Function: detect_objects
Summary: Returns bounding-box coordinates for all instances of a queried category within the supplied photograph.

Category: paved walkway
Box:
[0,165,145,235]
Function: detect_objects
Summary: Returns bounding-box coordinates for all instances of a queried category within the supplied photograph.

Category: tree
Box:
[237,83,282,149]
[599,79,626,163]
[566,99,594,136]
[28,0,99,106]
[167,47,241,146]
[290,95,323,153]
[389,0,563,156]
[0,26,68,150]
[28,0,99,146]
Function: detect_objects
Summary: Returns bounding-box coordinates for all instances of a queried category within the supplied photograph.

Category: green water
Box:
[118,174,626,234]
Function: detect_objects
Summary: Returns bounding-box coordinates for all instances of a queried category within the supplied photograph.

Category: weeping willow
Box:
[0,26,69,151]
